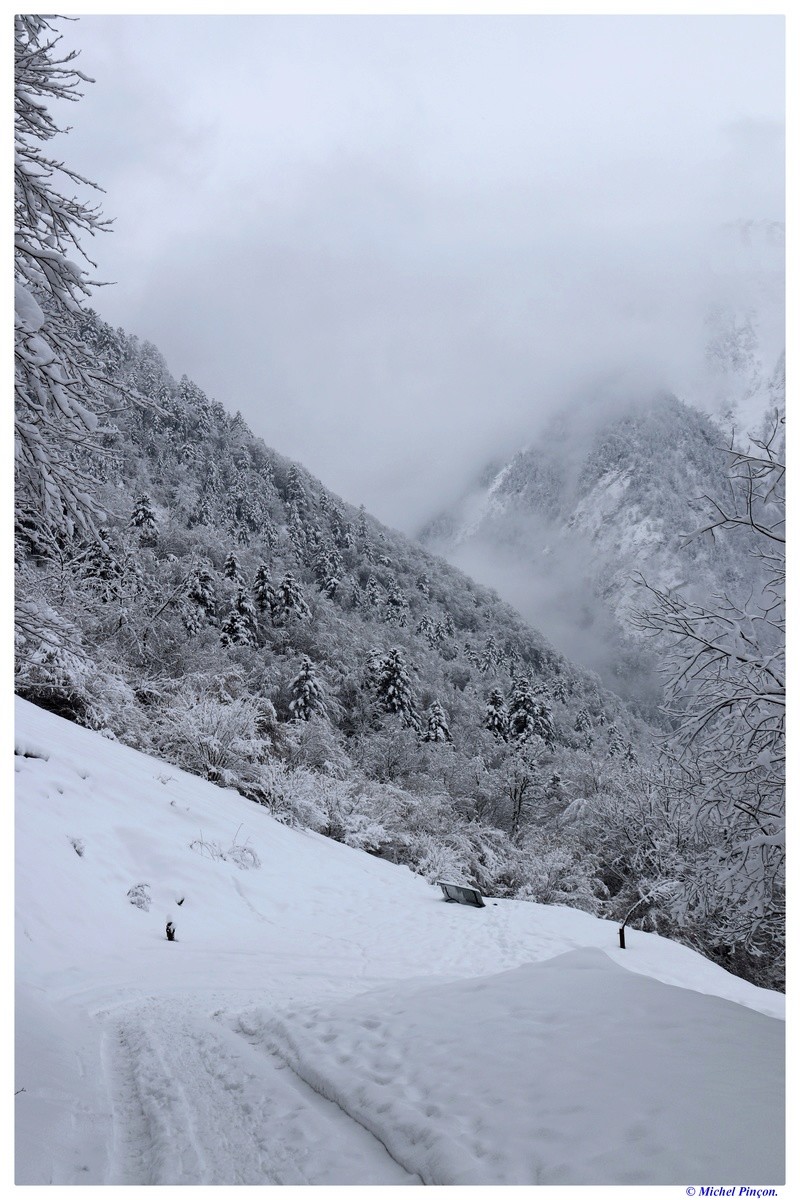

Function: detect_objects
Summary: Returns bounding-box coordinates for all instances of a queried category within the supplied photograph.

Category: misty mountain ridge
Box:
[419,372,784,704]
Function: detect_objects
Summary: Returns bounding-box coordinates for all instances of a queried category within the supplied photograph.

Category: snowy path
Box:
[16,699,785,1185]
[100,997,417,1185]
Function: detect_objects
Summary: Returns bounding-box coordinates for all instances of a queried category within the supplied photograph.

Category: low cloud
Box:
[54,14,784,532]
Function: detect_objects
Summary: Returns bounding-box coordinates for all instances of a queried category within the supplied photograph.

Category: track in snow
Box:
[101,999,418,1185]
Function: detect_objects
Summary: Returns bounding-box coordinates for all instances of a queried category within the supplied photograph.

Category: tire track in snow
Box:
[101,1001,418,1185]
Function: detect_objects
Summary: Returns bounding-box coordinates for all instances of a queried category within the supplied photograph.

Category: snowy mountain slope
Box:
[419,390,782,702]
[15,698,784,1185]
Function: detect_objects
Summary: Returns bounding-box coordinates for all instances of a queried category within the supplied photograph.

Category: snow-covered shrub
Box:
[281,717,350,777]
[251,762,327,830]
[156,690,269,787]
[414,836,470,885]
[515,838,604,914]
[188,831,261,869]
[225,843,261,870]
[189,835,225,862]
[126,883,151,910]
[338,811,392,855]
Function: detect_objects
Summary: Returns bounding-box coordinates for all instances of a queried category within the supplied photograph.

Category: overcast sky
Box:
[53,14,784,532]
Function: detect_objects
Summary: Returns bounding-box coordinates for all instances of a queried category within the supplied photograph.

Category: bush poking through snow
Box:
[126,883,151,910]
[226,844,261,870]
[68,836,85,857]
[189,834,225,861]
[189,827,260,870]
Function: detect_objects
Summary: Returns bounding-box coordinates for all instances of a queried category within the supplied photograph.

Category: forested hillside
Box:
[16,306,652,904]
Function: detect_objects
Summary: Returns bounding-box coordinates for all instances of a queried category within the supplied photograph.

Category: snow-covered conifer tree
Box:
[484,688,509,742]
[384,586,409,627]
[83,528,123,603]
[415,614,440,649]
[289,656,327,722]
[375,648,418,728]
[220,588,256,647]
[252,563,274,614]
[313,544,343,599]
[186,561,216,621]
[575,708,593,739]
[129,493,158,546]
[273,573,311,622]
[364,575,382,609]
[223,551,241,582]
[508,677,555,745]
[480,635,499,673]
[463,641,481,668]
[422,700,452,743]
[287,464,307,511]
[606,722,626,757]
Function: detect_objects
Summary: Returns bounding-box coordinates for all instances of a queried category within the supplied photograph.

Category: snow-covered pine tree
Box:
[287,464,308,512]
[273,573,311,622]
[375,648,418,729]
[366,647,384,678]
[348,578,363,610]
[480,635,499,673]
[484,688,509,742]
[508,677,555,745]
[252,563,275,614]
[189,496,212,528]
[129,493,158,546]
[261,516,280,552]
[575,707,593,740]
[364,575,382,609]
[82,528,123,603]
[463,641,481,668]
[607,722,626,757]
[287,502,307,561]
[421,699,452,743]
[223,551,241,582]
[415,614,440,649]
[186,561,216,620]
[220,588,257,647]
[332,511,353,550]
[383,586,409,626]
[313,544,343,599]
[289,656,327,722]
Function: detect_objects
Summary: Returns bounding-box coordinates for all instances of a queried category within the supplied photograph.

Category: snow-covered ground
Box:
[15,697,784,1186]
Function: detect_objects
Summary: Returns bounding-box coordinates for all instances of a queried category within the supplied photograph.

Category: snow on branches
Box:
[14,16,113,543]
[634,412,785,965]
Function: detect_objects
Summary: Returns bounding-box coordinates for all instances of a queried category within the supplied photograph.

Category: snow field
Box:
[251,948,783,1184]
[15,697,785,1185]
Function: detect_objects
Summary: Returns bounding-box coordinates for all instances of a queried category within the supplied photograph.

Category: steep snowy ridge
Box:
[419,390,782,700]
[15,698,784,1185]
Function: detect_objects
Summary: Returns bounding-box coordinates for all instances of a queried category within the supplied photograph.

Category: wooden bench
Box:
[437,880,485,908]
